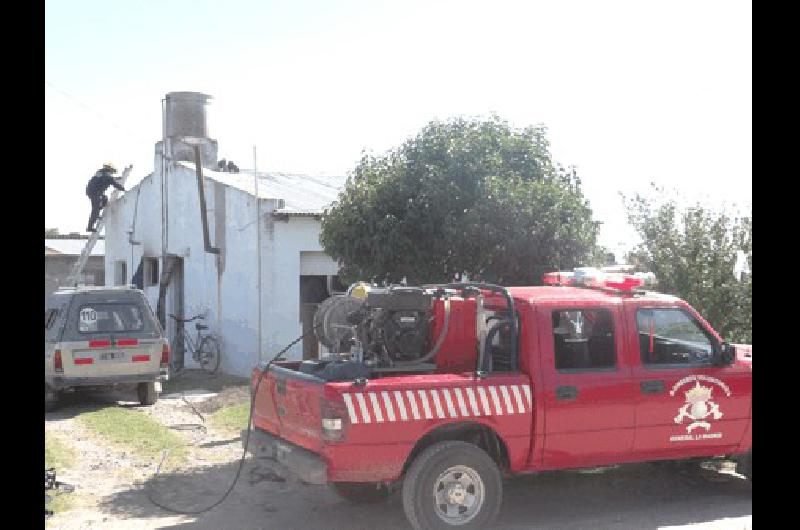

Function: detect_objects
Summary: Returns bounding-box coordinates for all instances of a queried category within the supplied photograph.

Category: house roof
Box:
[176,162,346,215]
[45,239,105,256]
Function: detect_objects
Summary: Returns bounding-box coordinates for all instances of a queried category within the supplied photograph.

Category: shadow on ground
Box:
[95,455,751,530]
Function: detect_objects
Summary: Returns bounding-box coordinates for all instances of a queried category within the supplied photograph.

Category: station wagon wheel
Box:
[45,384,59,413]
[198,336,221,374]
[402,441,502,530]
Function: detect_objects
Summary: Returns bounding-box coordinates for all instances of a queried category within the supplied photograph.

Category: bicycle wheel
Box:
[198,336,221,374]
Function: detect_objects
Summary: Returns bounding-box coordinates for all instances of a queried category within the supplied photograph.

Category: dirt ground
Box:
[45,371,751,529]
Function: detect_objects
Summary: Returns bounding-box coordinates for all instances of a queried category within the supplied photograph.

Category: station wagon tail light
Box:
[54,350,63,372]
[160,343,170,367]
[321,399,348,442]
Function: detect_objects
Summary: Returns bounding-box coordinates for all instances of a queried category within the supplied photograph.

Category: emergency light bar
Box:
[543,267,656,292]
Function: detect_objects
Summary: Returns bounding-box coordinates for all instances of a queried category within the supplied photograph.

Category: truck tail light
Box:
[160,343,170,367]
[321,399,348,442]
[54,350,63,373]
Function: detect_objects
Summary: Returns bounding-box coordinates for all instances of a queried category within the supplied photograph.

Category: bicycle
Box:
[169,313,221,374]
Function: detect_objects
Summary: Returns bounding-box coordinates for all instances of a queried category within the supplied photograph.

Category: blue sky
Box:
[46,0,751,257]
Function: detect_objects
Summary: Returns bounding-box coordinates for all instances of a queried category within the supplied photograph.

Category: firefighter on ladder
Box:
[85,162,125,233]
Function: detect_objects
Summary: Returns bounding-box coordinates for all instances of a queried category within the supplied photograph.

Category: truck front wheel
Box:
[402,441,502,530]
[331,482,390,503]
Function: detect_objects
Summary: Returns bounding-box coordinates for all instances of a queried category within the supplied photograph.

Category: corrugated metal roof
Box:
[176,162,346,215]
[45,239,105,256]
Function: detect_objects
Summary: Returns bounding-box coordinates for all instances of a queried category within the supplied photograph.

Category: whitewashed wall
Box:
[103,158,339,376]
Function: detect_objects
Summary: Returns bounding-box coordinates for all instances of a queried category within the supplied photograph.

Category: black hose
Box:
[147,326,319,515]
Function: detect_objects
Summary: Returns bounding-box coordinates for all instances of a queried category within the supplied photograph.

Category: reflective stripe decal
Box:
[522,384,532,407]
[454,388,470,417]
[430,389,446,419]
[417,390,433,419]
[488,386,504,415]
[369,392,384,422]
[499,385,515,414]
[355,393,372,423]
[381,391,396,422]
[442,389,459,418]
[394,391,408,421]
[342,384,531,424]
[512,385,527,414]
[477,386,492,416]
[406,390,421,420]
[342,393,359,424]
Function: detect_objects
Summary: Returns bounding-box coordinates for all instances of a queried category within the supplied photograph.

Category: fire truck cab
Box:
[247,271,752,530]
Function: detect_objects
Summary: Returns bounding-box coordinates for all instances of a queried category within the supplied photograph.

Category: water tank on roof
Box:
[164,92,211,139]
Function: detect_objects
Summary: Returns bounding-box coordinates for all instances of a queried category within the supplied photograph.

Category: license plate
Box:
[100,352,125,361]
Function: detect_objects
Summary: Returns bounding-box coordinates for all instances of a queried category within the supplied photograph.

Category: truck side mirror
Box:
[715,341,735,365]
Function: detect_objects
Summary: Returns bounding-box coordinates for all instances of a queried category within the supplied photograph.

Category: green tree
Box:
[624,186,751,343]
[45,228,60,237]
[320,116,600,285]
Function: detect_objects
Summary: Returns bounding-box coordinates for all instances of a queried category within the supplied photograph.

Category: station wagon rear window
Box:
[78,303,144,333]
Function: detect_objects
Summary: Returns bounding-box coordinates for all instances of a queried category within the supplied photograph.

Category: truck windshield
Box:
[78,303,144,334]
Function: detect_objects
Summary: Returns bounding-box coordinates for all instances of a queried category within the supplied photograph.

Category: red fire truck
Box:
[247,270,752,530]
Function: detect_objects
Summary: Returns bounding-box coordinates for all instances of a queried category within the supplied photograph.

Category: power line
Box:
[45,79,154,149]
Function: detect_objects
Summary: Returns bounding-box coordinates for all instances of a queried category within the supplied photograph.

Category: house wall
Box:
[45,255,104,301]
[103,159,339,376]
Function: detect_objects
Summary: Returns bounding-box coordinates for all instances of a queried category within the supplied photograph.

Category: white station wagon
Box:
[45,286,169,411]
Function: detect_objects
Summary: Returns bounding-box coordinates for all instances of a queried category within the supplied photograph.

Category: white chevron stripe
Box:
[417,390,433,419]
[430,389,446,419]
[488,386,504,415]
[522,384,532,407]
[406,390,421,420]
[355,393,372,423]
[499,385,514,414]
[342,393,358,424]
[511,385,526,413]
[477,386,492,416]
[381,391,396,422]
[442,389,459,418]
[369,392,384,422]
[394,391,408,421]
[465,388,482,416]
[454,388,470,417]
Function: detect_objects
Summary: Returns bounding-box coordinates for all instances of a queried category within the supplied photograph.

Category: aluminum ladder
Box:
[65,165,132,287]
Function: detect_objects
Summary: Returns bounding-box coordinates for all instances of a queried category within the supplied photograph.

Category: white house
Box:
[103,92,346,376]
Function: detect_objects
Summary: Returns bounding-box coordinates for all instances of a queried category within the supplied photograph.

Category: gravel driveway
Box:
[45,372,751,529]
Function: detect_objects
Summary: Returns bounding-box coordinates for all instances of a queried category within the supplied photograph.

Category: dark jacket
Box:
[86,169,124,196]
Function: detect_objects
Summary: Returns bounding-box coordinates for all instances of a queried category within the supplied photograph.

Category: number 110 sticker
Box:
[80,308,97,324]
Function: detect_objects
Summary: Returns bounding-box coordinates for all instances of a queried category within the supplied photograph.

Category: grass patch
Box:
[77,407,187,463]
[45,433,78,515]
[45,432,77,470]
[210,402,251,435]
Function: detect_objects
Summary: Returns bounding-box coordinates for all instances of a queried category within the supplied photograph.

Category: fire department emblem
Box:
[670,375,731,437]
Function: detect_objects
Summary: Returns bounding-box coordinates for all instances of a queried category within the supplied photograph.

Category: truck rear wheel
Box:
[331,482,390,503]
[137,382,158,406]
[402,441,502,530]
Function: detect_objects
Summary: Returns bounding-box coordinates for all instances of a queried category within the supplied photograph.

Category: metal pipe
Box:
[193,146,220,254]
[254,145,262,362]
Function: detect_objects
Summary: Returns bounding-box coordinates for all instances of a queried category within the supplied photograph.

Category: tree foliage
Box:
[320,116,600,285]
[624,187,751,343]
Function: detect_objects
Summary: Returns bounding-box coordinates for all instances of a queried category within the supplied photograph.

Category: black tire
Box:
[137,382,158,406]
[199,336,221,374]
[402,441,502,530]
[45,385,58,413]
[331,482,390,503]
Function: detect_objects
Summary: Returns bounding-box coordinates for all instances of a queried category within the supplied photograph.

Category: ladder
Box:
[66,165,132,287]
